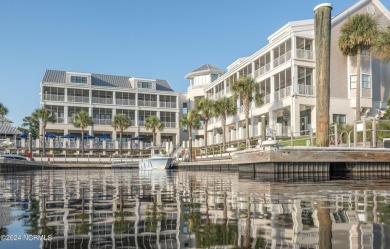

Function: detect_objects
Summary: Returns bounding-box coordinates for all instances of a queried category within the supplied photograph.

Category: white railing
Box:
[138,100,157,107]
[254,63,271,78]
[162,121,176,128]
[116,99,136,106]
[225,86,231,93]
[159,102,177,108]
[214,91,223,99]
[68,95,89,103]
[273,50,292,68]
[261,94,271,105]
[43,94,65,102]
[273,86,292,102]
[92,97,113,104]
[296,49,314,60]
[93,118,112,125]
[298,84,314,95]
[56,117,65,124]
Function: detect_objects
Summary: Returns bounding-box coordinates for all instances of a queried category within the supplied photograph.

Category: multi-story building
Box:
[186,0,390,147]
[41,70,183,147]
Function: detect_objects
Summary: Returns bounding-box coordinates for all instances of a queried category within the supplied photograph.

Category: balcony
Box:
[261,94,271,105]
[93,118,112,125]
[43,94,65,102]
[138,100,157,107]
[214,91,223,100]
[274,86,292,102]
[68,95,89,103]
[296,49,314,60]
[159,102,177,108]
[162,121,176,128]
[298,84,314,95]
[116,99,136,106]
[92,97,113,104]
[56,117,65,124]
[254,63,271,78]
[273,51,291,68]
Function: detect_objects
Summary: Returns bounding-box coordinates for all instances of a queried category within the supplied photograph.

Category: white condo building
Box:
[39,0,390,151]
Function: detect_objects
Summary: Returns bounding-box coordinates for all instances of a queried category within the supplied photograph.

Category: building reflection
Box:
[0,170,389,248]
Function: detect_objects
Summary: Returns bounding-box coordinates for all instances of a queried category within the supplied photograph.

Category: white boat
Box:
[139,145,174,170]
[0,154,28,161]
[139,156,174,170]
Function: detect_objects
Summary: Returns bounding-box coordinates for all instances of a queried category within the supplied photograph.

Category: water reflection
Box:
[0,169,389,248]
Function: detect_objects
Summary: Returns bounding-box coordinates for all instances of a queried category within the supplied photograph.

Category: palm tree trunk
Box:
[244,101,250,148]
[356,47,362,121]
[42,127,46,155]
[81,128,84,155]
[221,115,226,151]
[119,130,123,156]
[204,121,208,156]
[189,127,192,162]
[153,131,156,146]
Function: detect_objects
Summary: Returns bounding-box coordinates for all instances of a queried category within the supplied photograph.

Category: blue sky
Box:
[1,0,389,126]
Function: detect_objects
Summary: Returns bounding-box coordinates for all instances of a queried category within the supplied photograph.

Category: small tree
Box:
[112,114,131,156]
[231,76,263,148]
[144,115,164,146]
[375,26,390,62]
[381,98,390,120]
[0,102,9,119]
[195,97,214,155]
[34,107,56,155]
[338,13,378,121]
[73,111,93,155]
[19,112,39,135]
[212,97,236,151]
[179,110,201,162]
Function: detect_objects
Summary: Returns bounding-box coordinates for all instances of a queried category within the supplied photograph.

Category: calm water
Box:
[0,169,389,249]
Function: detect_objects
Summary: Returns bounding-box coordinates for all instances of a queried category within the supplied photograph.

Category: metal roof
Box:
[42,70,174,91]
[42,70,67,83]
[190,64,223,73]
[91,74,131,88]
[0,123,20,135]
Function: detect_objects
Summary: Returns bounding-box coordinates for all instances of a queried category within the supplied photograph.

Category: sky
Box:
[1,0,390,127]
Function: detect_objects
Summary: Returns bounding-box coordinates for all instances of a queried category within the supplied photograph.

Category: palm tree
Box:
[0,102,9,119]
[375,26,390,62]
[338,13,378,121]
[34,107,56,155]
[72,110,93,155]
[112,114,131,156]
[179,109,201,162]
[144,115,164,146]
[213,97,236,151]
[195,97,214,156]
[231,76,263,148]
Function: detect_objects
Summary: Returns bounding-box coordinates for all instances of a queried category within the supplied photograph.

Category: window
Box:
[70,76,87,84]
[333,114,346,128]
[137,81,153,89]
[362,74,371,89]
[350,74,371,89]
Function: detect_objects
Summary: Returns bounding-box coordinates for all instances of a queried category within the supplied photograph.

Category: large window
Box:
[70,76,87,84]
[298,67,314,95]
[160,112,176,128]
[138,110,157,126]
[333,114,346,128]
[350,74,371,89]
[137,81,153,89]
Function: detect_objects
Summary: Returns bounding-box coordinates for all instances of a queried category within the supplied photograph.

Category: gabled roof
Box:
[190,64,223,73]
[0,117,12,124]
[0,123,20,135]
[41,70,174,91]
[185,64,224,79]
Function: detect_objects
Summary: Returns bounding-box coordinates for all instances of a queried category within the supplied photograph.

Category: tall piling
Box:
[314,3,332,147]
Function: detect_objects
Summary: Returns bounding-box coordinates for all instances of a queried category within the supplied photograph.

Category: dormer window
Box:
[137,81,153,89]
[70,76,87,84]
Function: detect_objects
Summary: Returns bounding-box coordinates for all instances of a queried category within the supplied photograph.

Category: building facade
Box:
[186,0,390,147]
[41,70,182,147]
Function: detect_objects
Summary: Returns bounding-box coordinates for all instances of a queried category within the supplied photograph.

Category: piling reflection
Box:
[0,170,389,248]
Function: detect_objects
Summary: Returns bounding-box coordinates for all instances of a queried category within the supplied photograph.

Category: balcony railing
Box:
[296,49,314,60]
[92,97,113,104]
[274,86,292,102]
[43,94,65,102]
[138,100,157,107]
[56,117,65,124]
[273,51,291,68]
[214,91,223,100]
[68,95,89,103]
[93,118,112,125]
[254,63,271,78]
[159,102,177,108]
[260,94,270,105]
[162,121,176,128]
[116,99,136,106]
[298,84,314,95]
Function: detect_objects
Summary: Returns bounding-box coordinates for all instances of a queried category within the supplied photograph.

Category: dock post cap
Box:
[314,3,333,12]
